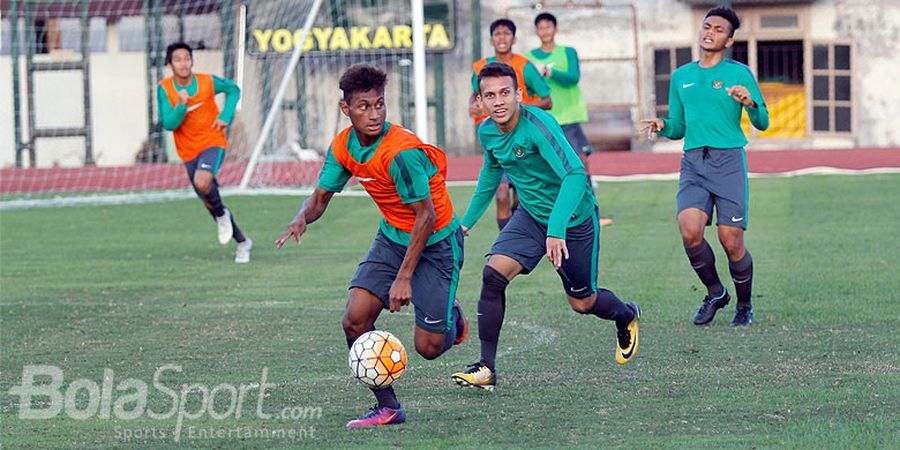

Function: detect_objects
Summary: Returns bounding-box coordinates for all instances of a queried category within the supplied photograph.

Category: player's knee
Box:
[482,265,510,292]
[680,227,704,247]
[341,314,367,337]
[415,341,443,360]
[568,295,596,314]
[194,179,211,195]
[721,239,744,259]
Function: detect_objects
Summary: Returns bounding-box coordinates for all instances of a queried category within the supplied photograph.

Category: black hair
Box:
[705,7,741,37]
[477,62,518,93]
[489,18,517,36]
[165,42,192,65]
[534,12,557,27]
[339,63,387,103]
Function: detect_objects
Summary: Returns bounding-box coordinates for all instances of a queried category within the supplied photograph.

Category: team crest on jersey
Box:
[712,80,724,89]
[514,148,525,158]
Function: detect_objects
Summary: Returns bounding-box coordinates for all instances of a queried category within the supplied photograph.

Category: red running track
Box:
[2,148,898,194]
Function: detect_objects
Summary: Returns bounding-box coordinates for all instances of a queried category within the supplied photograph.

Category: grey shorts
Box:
[350,228,464,333]
[677,147,748,229]
[489,206,600,299]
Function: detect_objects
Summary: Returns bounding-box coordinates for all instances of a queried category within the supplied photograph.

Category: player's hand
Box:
[725,85,756,108]
[545,237,569,270]
[275,217,308,249]
[639,118,665,140]
[388,276,412,312]
[210,119,228,132]
[177,89,189,105]
[461,225,469,237]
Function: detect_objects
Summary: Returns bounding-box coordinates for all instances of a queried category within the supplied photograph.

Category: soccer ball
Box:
[348,330,407,389]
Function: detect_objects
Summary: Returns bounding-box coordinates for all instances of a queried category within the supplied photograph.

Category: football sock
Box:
[372,386,400,409]
[729,251,753,308]
[196,179,226,218]
[230,214,247,243]
[685,239,725,298]
[478,265,509,371]
[587,288,635,327]
[197,180,248,243]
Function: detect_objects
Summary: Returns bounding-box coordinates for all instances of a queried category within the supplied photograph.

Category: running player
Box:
[276,64,467,426]
[451,63,640,391]
[158,42,252,263]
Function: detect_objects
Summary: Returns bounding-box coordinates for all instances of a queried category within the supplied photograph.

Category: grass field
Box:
[2,174,899,449]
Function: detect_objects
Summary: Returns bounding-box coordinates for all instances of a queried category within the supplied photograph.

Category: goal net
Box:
[0,0,454,203]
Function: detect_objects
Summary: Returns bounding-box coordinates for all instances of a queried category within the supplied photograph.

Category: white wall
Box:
[811,0,900,146]
[0,20,225,168]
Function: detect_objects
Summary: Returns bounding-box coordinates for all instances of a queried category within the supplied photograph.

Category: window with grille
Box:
[653,46,692,118]
[811,43,852,134]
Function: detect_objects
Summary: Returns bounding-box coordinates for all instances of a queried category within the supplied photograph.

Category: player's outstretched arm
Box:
[275,187,335,248]
[389,197,436,312]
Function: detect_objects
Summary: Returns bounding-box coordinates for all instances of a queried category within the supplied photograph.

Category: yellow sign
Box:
[251,23,452,55]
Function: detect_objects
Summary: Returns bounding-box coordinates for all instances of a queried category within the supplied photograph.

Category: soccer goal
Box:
[1,0,445,206]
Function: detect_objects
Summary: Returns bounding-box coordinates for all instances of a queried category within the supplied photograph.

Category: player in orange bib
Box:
[158,42,252,263]
[275,64,467,428]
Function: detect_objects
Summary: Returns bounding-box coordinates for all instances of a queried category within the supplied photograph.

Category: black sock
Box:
[372,386,400,409]
[685,240,725,298]
[478,266,509,371]
[729,251,753,308]
[586,289,635,327]
[230,214,246,243]
[198,180,226,218]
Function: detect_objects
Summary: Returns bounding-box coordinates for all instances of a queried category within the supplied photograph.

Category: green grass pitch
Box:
[1,174,898,448]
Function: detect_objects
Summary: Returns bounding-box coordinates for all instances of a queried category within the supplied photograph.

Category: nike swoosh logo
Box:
[682,83,695,88]
[356,177,376,182]
[571,286,590,293]
[187,102,204,112]
[621,342,636,359]
[731,216,744,222]
[423,317,442,324]
[200,164,211,168]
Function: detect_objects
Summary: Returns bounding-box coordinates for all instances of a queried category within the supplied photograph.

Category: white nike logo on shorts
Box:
[731,216,744,222]
[423,317,442,324]
[682,83,695,88]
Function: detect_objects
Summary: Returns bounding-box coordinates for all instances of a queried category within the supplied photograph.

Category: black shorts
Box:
[489,207,600,299]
